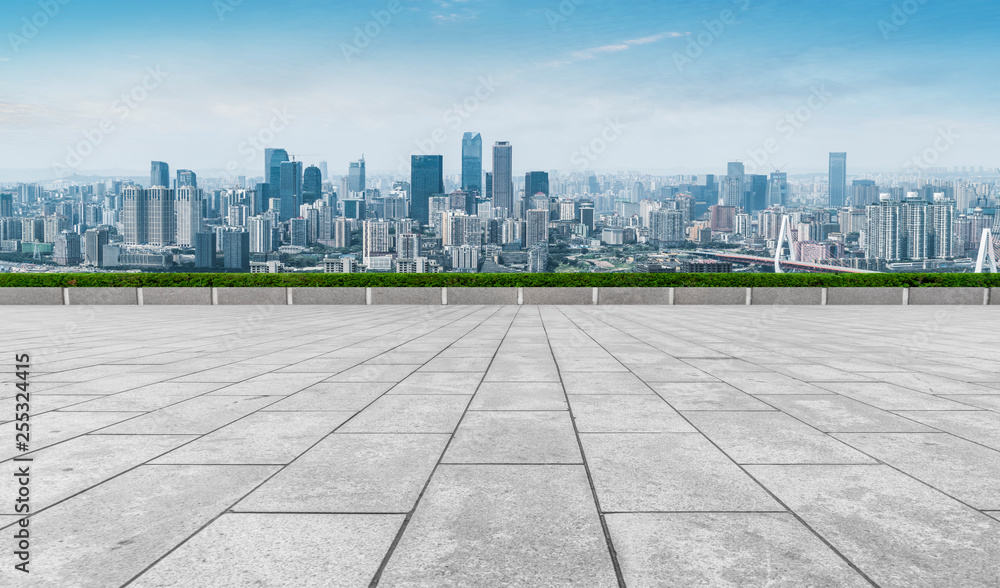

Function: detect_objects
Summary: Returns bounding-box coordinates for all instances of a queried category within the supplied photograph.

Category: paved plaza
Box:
[2,304,1000,587]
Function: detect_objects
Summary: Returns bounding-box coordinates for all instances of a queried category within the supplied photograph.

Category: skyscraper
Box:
[485,172,493,201]
[0,193,13,217]
[222,231,250,271]
[147,187,175,246]
[748,175,768,214]
[767,172,788,208]
[410,155,444,226]
[174,187,203,247]
[349,157,366,194]
[176,169,197,189]
[462,133,483,194]
[264,148,289,209]
[195,232,216,268]
[279,160,303,221]
[525,208,549,248]
[303,165,322,204]
[84,227,109,266]
[122,186,148,245]
[525,172,550,199]
[150,161,170,188]
[492,141,513,217]
[721,162,745,208]
[829,152,847,208]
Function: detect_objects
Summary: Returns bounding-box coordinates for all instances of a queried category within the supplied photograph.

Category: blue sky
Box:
[0,0,997,177]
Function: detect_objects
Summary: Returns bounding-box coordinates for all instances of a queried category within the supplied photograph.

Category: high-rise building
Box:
[334,217,350,249]
[303,165,322,204]
[525,208,549,248]
[122,186,147,245]
[650,209,686,246]
[485,172,494,201]
[852,180,878,208]
[264,148,289,209]
[147,187,175,246]
[398,233,421,259]
[289,218,308,247]
[829,152,848,208]
[525,171,550,199]
[279,160,303,221]
[865,199,902,260]
[462,133,483,194]
[410,155,444,226]
[249,217,274,253]
[748,175,768,214]
[767,172,787,208]
[174,187,203,247]
[902,197,929,260]
[194,232,216,268]
[84,227,109,266]
[0,193,13,217]
[349,157,366,194]
[363,220,393,264]
[720,162,745,208]
[930,199,956,259]
[150,161,169,188]
[492,142,513,217]
[53,232,82,266]
[222,231,250,271]
[176,169,197,189]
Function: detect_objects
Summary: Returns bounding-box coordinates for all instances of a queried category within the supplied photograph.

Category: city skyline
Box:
[1,0,997,177]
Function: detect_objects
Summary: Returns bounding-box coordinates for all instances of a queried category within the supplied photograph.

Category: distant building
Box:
[150,161,169,188]
[84,227,109,267]
[829,152,847,208]
[411,155,444,226]
[222,231,250,271]
[349,157,366,194]
[195,232,216,268]
[492,142,513,217]
[462,133,483,194]
[53,232,81,266]
[303,165,322,204]
[680,261,732,273]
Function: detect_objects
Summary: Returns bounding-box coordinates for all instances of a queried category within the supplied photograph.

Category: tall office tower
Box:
[492,142,513,217]
[650,209,686,246]
[150,161,170,188]
[748,175,768,214]
[176,169,197,189]
[829,152,848,208]
[865,199,902,260]
[249,217,274,253]
[580,206,595,231]
[147,187,176,246]
[525,209,549,248]
[303,165,322,204]
[84,227,109,266]
[174,187,203,247]
[343,199,367,220]
[362,220,392,264]
[720,162,745,208]
[334,217,350,248]
[264,148,289,207]
[398,233,421,259]
[222,231,250,271]
[349,157,366,194]
[193,232,215,268]
[902,198,929,260]
[462,133,483,193]
[279,160,303,221]
[318,161,329,182]
[525,171,550,199]
[410,155,444,226]
[767,172,788,207]
[318,205,336,240]
[43,216,69,243]
[53,232,82,266]
[428,196,451,234]
[930,199,956,259]
[289,218,308,247]
[122,186,148,245]
[0,193,13,217]
[484,172,494,201]
[851,180,878,208]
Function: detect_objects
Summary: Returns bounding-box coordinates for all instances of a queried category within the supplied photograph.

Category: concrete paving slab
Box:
[130,513,403,588]
[748,464,1000,588]
[562,372,654,394]
[581,433,782,512]
[98,395,277,435]
[652,382,776,410]
[152,411,355,465]
[568,395,696,432]
[262,383,393,411]
[0,411,143,461]
[688,411,876,465]
[468,382,568,410]
[390,371,483,394]
[894,410,1000,450]
[814,382,973,410]
[757,395,937,433]
[444,411,581,464]
[205,373,330,396]
[338,395,470,433]
[0,435,194,515]
[833,432,1000,509]
[236,434,449,513]
[0,465,277,588]
[377,465,618,587]
[68,382,226,411]
[607,513,870,587]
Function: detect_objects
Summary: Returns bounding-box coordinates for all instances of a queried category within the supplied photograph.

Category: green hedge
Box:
[0,273,998,288]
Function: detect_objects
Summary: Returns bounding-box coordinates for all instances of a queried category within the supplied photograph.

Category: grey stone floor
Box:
[2,305,1000,587]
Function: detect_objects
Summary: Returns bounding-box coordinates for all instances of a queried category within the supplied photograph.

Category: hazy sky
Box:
[1,0,997,177]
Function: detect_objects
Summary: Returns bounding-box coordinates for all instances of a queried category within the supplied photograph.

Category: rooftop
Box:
[2,305,1000,587]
